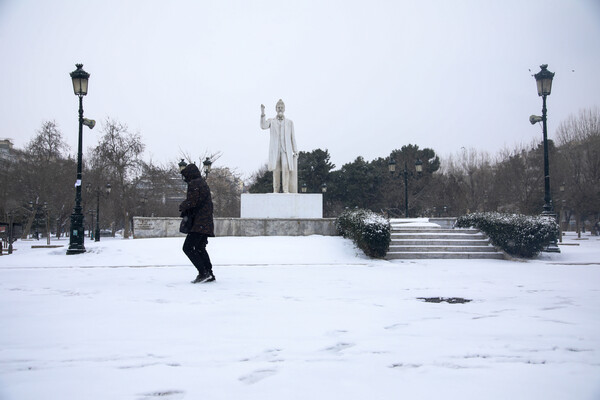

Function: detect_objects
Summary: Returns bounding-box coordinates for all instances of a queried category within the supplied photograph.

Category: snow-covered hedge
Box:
[455,212,559,258]
[336,209,391,258]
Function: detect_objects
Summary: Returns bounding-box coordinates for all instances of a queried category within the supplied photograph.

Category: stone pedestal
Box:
[241,193,322,219]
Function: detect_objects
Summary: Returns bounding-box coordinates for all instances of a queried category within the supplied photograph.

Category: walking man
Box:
[179,163,216,284]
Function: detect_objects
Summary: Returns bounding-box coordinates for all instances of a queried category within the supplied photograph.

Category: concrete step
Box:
[392,233,486,240]
[391,239,491,246]
[386,226,505,260]
[386,252,505,260]
[390,227,474,234]
[389,245,497,252]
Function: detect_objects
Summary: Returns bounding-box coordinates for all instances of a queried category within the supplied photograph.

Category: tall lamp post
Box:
[7,211,14,254]
[140,196,148,217]
[43,203,50,245]
[558,182,565,243]
[88,209,95,239]
[202,157,213,177]
[532,63,560,253]
[67,64,95,254]
[96,184,111,242]
[388,157,423,217]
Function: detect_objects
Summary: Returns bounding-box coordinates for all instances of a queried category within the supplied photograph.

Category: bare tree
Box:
[556,107,600,235]
[26,121,70,162]
[132,160,186,218]
[207,167,243,217]
[491,141,545,214]
[89,118,145,238]
[17,121,74,238]
[442,148,494,214]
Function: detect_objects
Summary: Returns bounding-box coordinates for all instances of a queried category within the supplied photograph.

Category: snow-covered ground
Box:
[1,232,599,400]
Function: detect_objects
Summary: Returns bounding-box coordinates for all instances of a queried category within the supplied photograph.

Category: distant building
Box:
[0,139,14,160]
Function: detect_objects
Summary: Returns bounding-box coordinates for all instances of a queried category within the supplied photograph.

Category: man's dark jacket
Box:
[179,164,215,236]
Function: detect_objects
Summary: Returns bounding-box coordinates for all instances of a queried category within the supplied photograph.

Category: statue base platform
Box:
[241,193,322,219]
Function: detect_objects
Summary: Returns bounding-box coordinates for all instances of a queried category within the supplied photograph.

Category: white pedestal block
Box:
[241,193,323,219]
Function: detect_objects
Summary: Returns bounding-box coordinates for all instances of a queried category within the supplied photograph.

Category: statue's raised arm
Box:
[260,104,270,130]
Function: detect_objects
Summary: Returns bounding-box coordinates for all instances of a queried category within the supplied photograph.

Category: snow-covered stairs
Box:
[386,223,505,260]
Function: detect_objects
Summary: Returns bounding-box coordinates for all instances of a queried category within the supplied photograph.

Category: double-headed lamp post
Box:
[388,157,423,218]
[532,63,560,253]
[67,64,94,254]
[87,183,111,242]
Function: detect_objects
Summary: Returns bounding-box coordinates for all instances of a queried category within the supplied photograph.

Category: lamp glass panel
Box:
[536,77,552,96]
[79,78,88,95]
[72,78,88,96]
[542,78,552,95]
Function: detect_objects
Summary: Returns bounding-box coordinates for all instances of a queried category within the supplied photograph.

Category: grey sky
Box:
[1,0,599,178]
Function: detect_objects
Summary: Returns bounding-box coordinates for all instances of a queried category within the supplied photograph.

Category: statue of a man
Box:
[260,99,298,193]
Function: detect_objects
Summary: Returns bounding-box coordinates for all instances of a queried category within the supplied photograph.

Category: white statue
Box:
[260,99,298,193]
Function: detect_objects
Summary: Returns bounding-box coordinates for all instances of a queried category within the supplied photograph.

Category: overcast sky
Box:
[1,0,599,178]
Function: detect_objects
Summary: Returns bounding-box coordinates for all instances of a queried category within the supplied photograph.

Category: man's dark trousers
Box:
[183,233,213,276]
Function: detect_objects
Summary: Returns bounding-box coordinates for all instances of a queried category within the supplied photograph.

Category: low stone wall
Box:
[133,217,183,238]
[133,217,338,238]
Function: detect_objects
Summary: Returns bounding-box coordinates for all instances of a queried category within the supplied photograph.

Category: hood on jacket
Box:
[181,163,202,182]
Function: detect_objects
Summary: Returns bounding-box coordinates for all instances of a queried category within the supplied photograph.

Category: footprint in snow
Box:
[239,369,278,384]
[323,342,354,353]
[240,348,283,363]
[137,390,185,400]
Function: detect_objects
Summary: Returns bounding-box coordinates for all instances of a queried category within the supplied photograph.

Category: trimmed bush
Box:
[336,209,391,258]
[455,212,559,258]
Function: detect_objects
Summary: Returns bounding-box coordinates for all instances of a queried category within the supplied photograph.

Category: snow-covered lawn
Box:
[1,233,599,400]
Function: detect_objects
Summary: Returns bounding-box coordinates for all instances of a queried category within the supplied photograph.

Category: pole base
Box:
[67,212,86,255]
[540,211,560,253]
[66,247,86,255]
[543,241,561,253]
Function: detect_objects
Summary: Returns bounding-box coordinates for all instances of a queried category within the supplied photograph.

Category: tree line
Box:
[1,107,598,239]
[0,118,242,239]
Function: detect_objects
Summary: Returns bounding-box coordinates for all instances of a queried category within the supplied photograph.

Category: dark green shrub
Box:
[455,212,559,258]
[336,209,391,258]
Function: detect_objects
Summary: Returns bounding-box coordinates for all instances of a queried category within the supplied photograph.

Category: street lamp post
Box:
[43,203,50,245]
[88,209,95,239]
[28,201,38,239]
[558,182,565,243]
[97,184,111,242]
[403,161,409,217]
[88,183,111,242]
[533,63,560,253]
[29,200,47,241]
[67,64,94,254]
[388,157,423,218]
[202,157,213,177]
[140,196,148,218]
[7,211,14,254]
